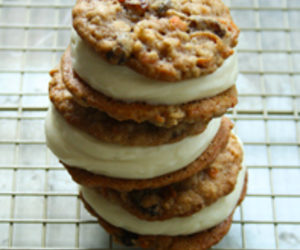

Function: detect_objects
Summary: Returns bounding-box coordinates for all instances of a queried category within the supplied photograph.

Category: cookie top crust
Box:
[72,0,239,81]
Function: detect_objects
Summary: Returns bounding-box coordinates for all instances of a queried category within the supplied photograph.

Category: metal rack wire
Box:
[0,0,299,249]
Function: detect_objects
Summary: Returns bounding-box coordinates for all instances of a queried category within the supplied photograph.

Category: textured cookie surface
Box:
[64,117,233,191]
[62,48,238,127]
[80,175,247,250]
[73,0,239,81]
[49,68,210,146]
[97,133,243,221]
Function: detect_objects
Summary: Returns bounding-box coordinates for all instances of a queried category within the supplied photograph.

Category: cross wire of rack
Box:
[0,0,299,249]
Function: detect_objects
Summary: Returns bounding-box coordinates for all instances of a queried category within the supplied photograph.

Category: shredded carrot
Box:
[197,57,211,67]
[207,167,219,179]
[169,16,187,31]
[218,18,238,33]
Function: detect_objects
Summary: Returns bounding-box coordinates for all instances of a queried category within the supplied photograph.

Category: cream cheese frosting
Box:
[45,105,221,179]
[81,162,247,236]
[71,29,238,105]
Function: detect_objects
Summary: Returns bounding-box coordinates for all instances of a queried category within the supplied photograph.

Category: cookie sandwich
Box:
[45,0,247,249]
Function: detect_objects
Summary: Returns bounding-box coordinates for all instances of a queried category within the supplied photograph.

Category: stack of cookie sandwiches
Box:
[45,0,247,249]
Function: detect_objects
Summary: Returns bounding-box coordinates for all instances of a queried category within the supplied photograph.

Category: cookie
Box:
[97,132,243,221]
[61,48,238,127]
[63,116,233,191]
[80,174,247,250]
[49,68,211,146]
[72,0,239,81]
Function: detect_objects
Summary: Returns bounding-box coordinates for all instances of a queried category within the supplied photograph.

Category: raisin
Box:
[118,231,138,246]
[105,47,127,64]
[130,190,162,217]
[142,204,160,216]
[119,0,149,15]
[189,17,226,38]
[154,0,172,16]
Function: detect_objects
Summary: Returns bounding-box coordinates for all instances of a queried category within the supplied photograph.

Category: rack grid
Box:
[0,0,299,249]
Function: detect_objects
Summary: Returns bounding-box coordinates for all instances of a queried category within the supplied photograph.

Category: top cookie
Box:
[72,0,239,81]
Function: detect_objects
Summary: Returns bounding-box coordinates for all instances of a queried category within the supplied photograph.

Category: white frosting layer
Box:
[81,163,246,236]
[71,30,238,105]
[45,105,221,179]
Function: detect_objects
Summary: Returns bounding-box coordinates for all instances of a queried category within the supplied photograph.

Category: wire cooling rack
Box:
[0,0,299,249]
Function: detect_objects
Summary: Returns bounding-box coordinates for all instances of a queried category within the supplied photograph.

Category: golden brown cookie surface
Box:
[49,68,211,146]
[61,48,238,127]
[97,133,243,221]
[63,117,233,191]
[80,174,247,250]
[73,0,239,81]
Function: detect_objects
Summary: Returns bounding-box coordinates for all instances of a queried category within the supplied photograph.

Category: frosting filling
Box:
[45,105,221,179]
[81,162,246,236]
[71,29,238,105]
